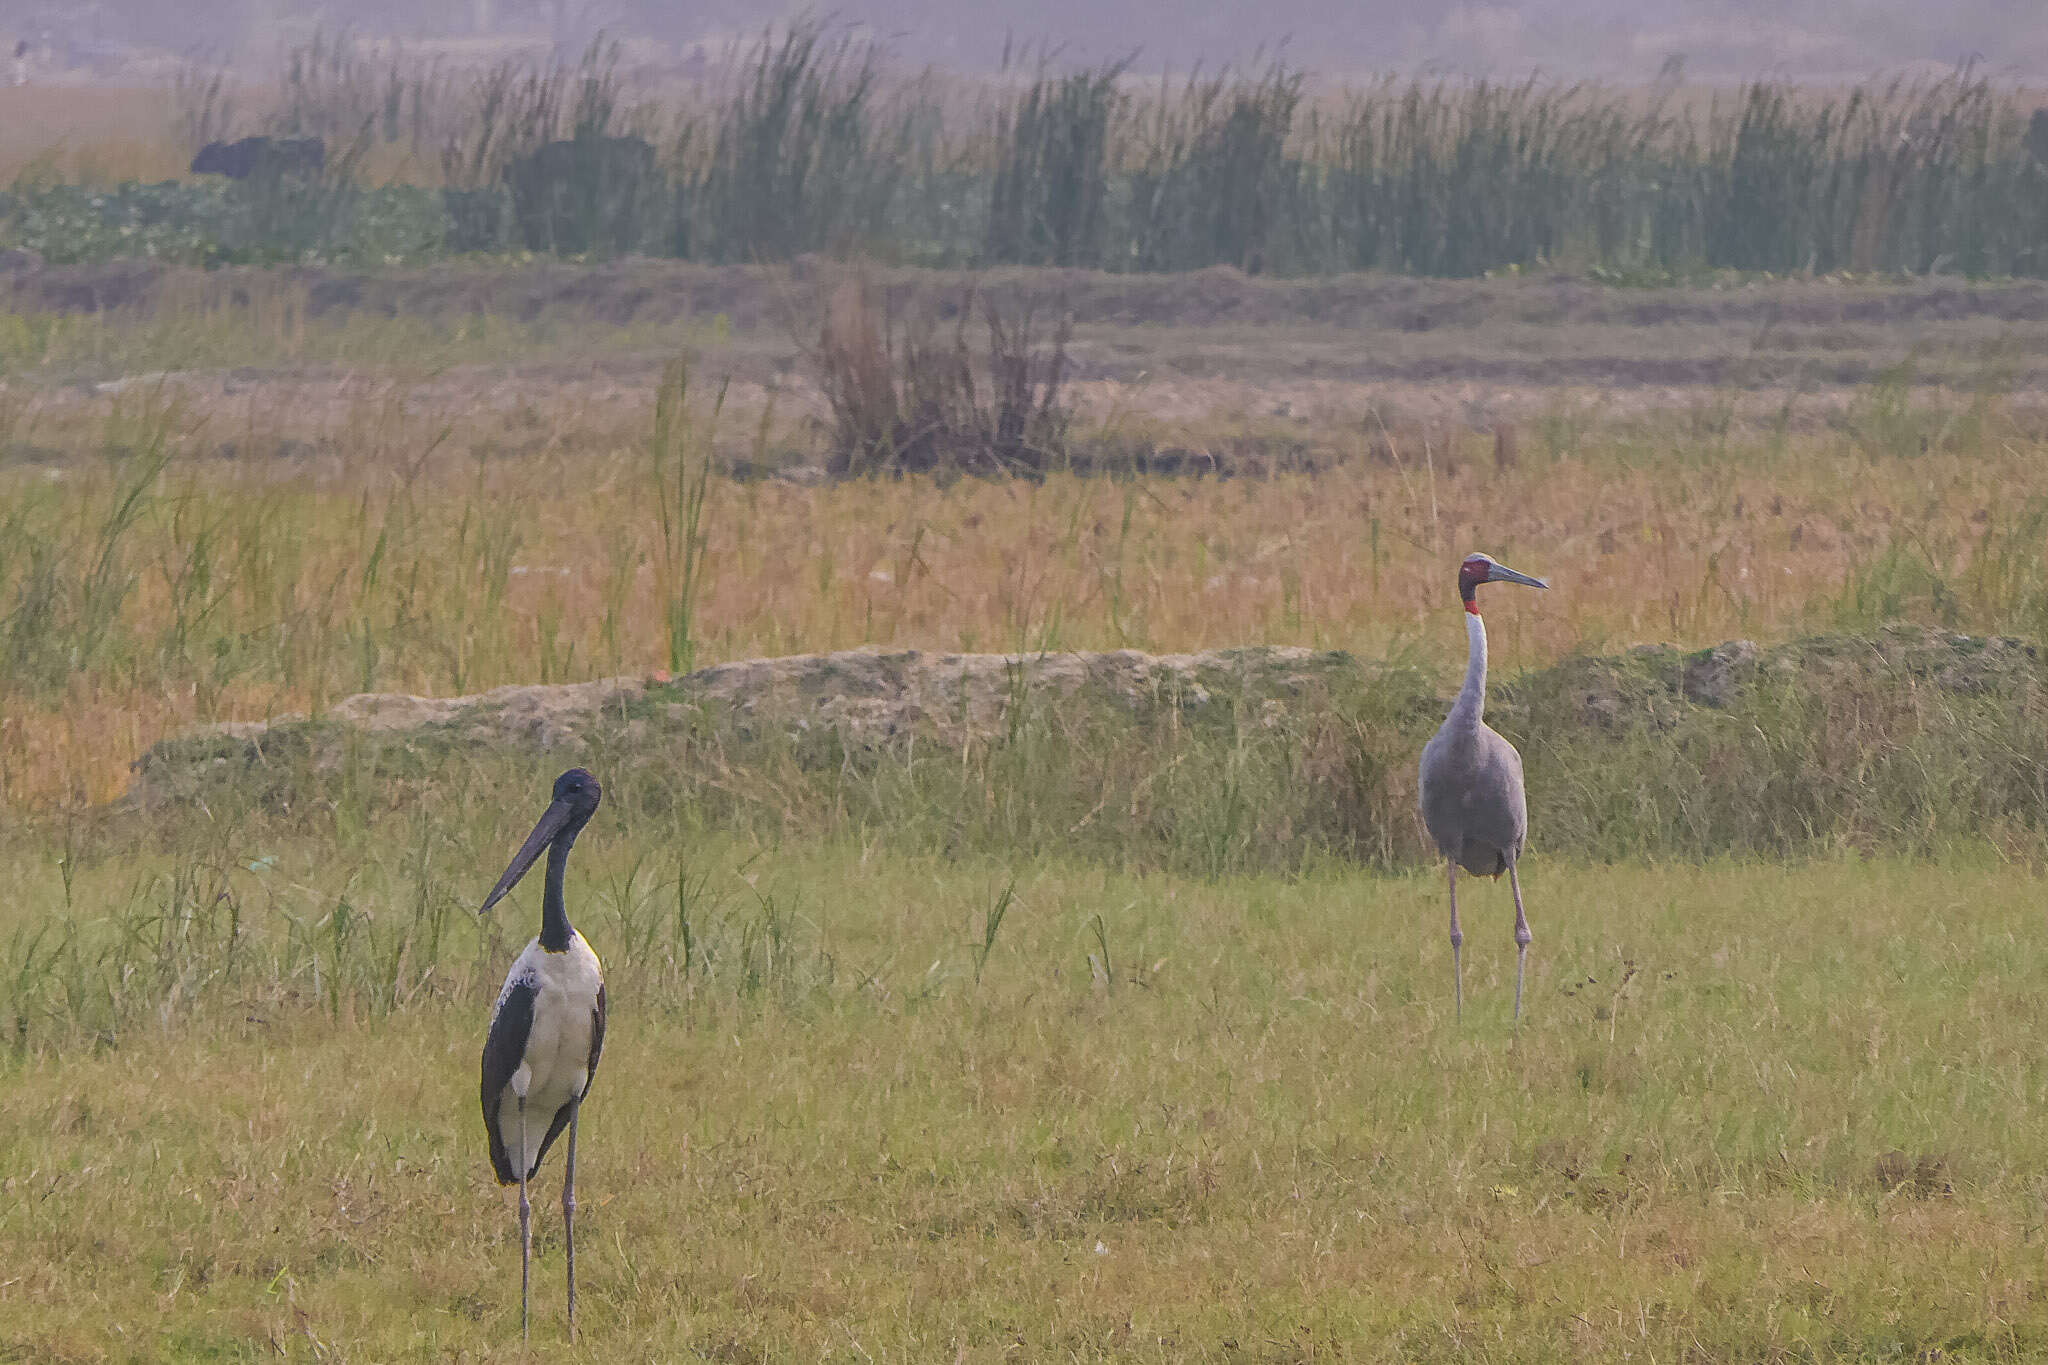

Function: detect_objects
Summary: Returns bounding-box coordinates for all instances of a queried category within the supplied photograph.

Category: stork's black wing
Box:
[480,977,537,1186]
[528,982,607,1179]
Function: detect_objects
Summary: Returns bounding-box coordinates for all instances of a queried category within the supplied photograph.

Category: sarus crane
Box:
[478,767,607,1340]
[1418,553,1549,1021]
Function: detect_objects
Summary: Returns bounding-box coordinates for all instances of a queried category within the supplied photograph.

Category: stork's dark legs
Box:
[1446,859,1463,1021]
[1509,861,1532,1023]
[563,1100,580,1342]
[517,1097,531,1342]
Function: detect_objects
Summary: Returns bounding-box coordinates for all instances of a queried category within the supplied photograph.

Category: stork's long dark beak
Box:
[1486,562,1550,590]
[481,798,575,913]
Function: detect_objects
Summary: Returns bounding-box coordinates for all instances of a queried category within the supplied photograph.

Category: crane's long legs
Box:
[517,1098,531,1342]
[563,1101,580,1343]
[1446,859,1463,1021]
[1509,861,1532,1023]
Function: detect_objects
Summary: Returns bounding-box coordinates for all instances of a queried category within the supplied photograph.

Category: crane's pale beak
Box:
[1485,562,1549,590]
[481,798,575,913]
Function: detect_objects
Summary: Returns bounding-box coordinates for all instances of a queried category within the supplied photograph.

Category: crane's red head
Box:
[1458,552,1549,613]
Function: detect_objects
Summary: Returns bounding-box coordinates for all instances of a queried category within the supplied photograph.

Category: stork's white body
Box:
[489,932,604,1179]
[477,765,608,1341]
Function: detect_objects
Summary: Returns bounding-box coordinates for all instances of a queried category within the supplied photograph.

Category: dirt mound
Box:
[1508,626,2042,733]
[129,627,2043,813]
[123,626,2048,866]
[126,645,1357,806]
[689,645,1351,741]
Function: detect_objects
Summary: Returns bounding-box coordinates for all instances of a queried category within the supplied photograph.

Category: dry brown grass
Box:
[2,363,2040,811]
[1,260,2041,818]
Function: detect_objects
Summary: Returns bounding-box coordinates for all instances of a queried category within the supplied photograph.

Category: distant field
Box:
[10,260,2048,396]
[3,390,2045,810]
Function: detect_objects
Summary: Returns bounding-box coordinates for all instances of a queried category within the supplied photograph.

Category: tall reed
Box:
[1126,65,1303,274]
[648,360,722,676]
[692,21,908,262]
[985,58,1127,268]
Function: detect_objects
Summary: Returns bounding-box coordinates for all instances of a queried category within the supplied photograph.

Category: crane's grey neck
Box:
[539,835,577,952]
[1447,609,1488,731]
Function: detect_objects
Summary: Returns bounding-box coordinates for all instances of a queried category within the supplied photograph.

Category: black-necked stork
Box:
[478,767,607,1341]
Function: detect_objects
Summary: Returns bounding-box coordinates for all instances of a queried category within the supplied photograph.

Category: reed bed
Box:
[6,33,2048,276]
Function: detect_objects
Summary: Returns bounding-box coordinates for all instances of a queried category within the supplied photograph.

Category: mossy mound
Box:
[127,627,2048,870]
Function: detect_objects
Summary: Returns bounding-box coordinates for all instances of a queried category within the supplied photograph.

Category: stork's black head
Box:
[551,767,603,818]
[481,769,604,914]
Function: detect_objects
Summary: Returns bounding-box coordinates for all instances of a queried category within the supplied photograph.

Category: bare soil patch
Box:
[13,258,2048,335]
[11,260,2047,451]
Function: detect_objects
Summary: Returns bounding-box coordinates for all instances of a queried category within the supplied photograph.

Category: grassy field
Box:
[6,256,2048,1358]
[6,834,2047,1360]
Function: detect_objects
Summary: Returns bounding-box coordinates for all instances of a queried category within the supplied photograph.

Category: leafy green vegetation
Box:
[0,180,450,267]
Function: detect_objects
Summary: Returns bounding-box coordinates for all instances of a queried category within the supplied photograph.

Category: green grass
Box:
[4,829,2047,1360]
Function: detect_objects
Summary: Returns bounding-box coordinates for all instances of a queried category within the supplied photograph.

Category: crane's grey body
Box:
[1418,554,1547,1021]
[1419,613,1528,877]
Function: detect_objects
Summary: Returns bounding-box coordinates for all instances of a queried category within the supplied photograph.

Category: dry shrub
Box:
[814,277,1072,478]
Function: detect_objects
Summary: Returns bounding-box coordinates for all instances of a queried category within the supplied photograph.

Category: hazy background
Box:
[6,0,2043,84]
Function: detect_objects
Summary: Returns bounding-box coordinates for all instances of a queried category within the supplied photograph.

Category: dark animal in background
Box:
[513,135,655,191]
[190,136,326,181]
[2027,110,2048,169]
[504,135,657,255]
